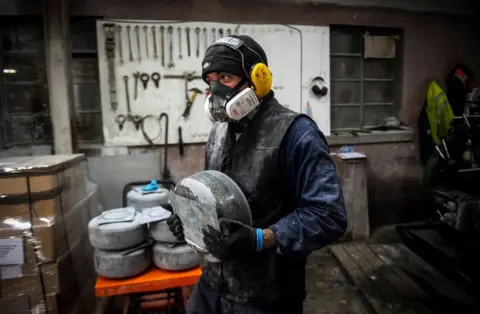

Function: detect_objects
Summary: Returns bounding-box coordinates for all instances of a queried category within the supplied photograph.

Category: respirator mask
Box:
[204,80,260,122]
[202,37,273,123]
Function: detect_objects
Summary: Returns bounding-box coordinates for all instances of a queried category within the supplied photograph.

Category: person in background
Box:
[167,34,347,314]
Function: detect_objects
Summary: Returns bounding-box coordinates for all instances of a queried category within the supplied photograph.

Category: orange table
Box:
[95,266,202,297]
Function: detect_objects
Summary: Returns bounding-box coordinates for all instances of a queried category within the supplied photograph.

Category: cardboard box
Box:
[0,155,98,314]
[0,155,89,263]
[1,231,94,297]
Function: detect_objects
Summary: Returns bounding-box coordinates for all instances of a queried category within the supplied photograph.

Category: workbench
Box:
[305,243,478,314]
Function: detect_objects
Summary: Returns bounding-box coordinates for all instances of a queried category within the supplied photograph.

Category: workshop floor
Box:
[304,249,370,314]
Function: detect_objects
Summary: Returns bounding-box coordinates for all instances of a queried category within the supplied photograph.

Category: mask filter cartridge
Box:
[204,87,260,122]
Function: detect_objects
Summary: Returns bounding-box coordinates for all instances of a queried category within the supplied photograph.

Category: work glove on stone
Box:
[166,214,184,241]
[202,218,256,261]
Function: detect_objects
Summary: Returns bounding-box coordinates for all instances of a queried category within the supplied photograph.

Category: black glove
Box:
[166,214,184,241]
[202,218,256,261]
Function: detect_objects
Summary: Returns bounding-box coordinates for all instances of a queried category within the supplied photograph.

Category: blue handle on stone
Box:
[141,179,159,192]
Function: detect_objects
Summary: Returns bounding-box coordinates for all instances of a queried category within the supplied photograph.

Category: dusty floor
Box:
[304,249,371,314]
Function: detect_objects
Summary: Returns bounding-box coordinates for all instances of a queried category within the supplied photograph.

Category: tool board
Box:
[96,20,330,147]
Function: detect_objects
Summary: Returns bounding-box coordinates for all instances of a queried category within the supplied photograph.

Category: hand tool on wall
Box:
[178,126,184,157]
[185,27,191,57]
[116,114,127,130]
[226,28,232,36]
[135,25,141,62]
[160,26,165,67]
[195,27,200,58]
[218,28,224,39]
[143,25,149,58]
[140,73,150,89]
[183,87,203,118]
[211,28,216,43]
[151,72,161,88]
[159,113,170,179]
[116,25,124,64]
[123,75,132,114]
[167,26,174,68]
[203,28,208,51]
[177,27,183,59]
[163,71,202,117]
[104,23,118,111]
[126,25,133,62]
[130,115,143,130]
[141,114,162,145]
[163,71,201,81]
[152,26,158,59]
[133,71,140,100]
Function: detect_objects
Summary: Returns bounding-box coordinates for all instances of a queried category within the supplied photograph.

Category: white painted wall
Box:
[97,20,331,147]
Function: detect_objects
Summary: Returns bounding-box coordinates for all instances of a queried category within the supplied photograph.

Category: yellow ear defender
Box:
[208,37,273,98]
[250,63,273,98]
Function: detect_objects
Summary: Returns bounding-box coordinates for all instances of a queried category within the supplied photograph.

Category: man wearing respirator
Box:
[167,35,347,314]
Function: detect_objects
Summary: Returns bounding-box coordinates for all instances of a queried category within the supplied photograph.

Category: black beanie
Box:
[201,35,268,83]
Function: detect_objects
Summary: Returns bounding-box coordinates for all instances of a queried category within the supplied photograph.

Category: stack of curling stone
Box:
[128,180,201,271]
[127,179,171,211]
[88,207,152,279]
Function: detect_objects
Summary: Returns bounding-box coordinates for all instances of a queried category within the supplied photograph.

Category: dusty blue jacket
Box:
[271,115,347,258]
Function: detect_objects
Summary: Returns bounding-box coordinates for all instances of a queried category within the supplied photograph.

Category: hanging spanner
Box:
[226,28,232,36]
[116,114,127,131]
[151,72,161,88]
[160,26,165,67]
[116,25,124,64]
[211,28,216,43]
[140,73,150,89]
[195,27,201,58]
[177,27,183,59]
[218,28,224,39]
[152,26,158,59]
[135,25,141,62]
[167,26,174,68]
[123,75,132,113]
[186,27,191,57]
[133,71,140,100]
[143,25,149,58]
[126,25,133,62]
[203,28,208,52]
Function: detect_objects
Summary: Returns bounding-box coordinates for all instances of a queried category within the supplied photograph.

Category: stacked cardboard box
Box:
[0,154,100,314]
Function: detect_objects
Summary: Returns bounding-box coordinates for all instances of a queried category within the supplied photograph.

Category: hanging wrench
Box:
[135,25,141,62]
[152,26,158,59]
[133,71,140,100]
[143,25,149,58]
[168,26,174,68]
[126,25,133,62]
[116,25,124,64]
[226,28,232,36]
[185,27,191,57]
[211,28,216,43]
[160,26,165,67]
[195,27,200,58]
[123,75,132,114]
[203,28,208,52]
[177,27,183,59]
[218,28,224,39]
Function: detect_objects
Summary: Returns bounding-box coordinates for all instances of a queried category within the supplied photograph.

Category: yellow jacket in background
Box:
[425,81,454,144]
